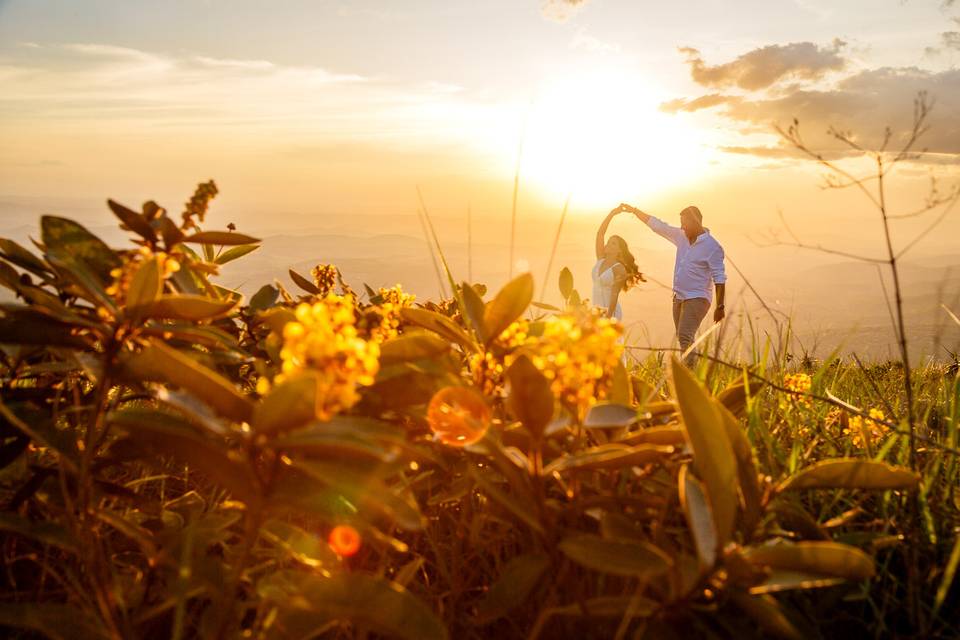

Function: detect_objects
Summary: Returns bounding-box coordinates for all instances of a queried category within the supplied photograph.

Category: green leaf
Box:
[0,513,78,554]
[261,519,340,569]
[716,377,764,417]
[271,418,400,465]
[742,541,875,581]
[617,425,686,447]
[583,403,638,429]
[679,464,717,571]
[249,284,279,312]
[253,373,321,436]
[716,402,762,538]
[729,591,803,640]
[934,533,960,617]
[483,272,534,344]
[260,571,448,640]
[748,570,845,594]
[544,443,673,475]
[182,230,261,245]
[0,308,90,348]
[108,408,260,506]
[108,199,157,242]
[460,281,487,342]
[610,361,631,405]
[530,301,560,312]
[506,354,554,440]
[777,459,921,492]
[289,268,321,294]
[0,238,51,277]
[126,254,163,314]
[400,307,477,352]
[41,215,120,283]
[134,294,238,321]
[470,468,544,535]
[558,534,672,578]
[475,553,550,624]
[214,243,260,265]
[550,595,658,618]
[670,357,737,553]
[0,604,108,640]
[558,266,573,301]
[119,339,254,423]
[379,332,450,366]
[284,461,425,531]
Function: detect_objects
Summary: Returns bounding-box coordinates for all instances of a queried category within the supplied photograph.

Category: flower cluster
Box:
[106,247,181,306]
[524,311,623,416]
[780,372,813,410]
[181,180,218,230]
[843,408,888,449]
[372,285,416,342]
[310,264,340,297]
[265,296,380,421]
[469,319,530,396]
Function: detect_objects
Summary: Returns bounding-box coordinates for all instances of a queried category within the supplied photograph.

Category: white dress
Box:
[591,260,622,321]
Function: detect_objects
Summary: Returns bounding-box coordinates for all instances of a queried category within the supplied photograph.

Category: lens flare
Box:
[328,524,361,557]
[427,386,492,447]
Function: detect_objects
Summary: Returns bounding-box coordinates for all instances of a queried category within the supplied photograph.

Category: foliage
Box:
[0,186,956,639]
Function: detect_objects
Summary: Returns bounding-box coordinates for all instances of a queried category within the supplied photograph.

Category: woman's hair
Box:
[609,235,645,290]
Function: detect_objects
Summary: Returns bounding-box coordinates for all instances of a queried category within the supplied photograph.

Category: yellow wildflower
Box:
[844,408,887,448]
[105,247,181,305]
[310,264,340,297]
[780,372,812,410]
[521,310,623,417]
[274,296,380,421]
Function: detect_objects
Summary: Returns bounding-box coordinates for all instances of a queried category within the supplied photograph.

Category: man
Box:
[619,203,726,366]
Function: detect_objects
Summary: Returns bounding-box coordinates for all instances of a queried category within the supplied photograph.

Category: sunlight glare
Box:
[519,70,708,207]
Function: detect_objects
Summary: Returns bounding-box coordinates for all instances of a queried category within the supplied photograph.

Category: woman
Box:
[593,207,643,320]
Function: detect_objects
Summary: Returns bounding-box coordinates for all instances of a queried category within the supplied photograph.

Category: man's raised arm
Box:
[619,203,684,246]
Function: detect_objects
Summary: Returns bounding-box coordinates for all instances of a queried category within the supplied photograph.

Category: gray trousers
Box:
[672,297,711,366]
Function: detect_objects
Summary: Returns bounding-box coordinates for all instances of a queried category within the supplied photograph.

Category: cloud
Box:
[718,145,858,161]
[679,40,847,90]
[942,31,960,50]
[541,0,590,23]
[664,36,960,159]
[570,31,620,54]
[660,93,737,113]
[0,42,484,147]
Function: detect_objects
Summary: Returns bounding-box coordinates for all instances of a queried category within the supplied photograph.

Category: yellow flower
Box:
[780,372,813,410]
[369,284,416,342]
[274,295,380,421]
[843,408,887,448]
[310,264,340,297]
[105,247,182,308]
[519,310,623,417]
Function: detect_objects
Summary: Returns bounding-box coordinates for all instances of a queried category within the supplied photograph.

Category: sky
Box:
[1,1,959,357]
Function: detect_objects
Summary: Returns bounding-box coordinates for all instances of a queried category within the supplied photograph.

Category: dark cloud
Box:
[679,40,847,90]
[667,66,960,156]
[942,31,960,50]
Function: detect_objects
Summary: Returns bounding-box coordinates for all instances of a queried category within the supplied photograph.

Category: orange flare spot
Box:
[426,386,491,447]
[328,525,361,557]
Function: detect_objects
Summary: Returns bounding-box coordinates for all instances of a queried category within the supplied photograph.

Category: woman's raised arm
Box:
[595,207,621,259]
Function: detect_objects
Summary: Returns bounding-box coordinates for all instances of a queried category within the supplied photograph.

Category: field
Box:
[0,186,958,639]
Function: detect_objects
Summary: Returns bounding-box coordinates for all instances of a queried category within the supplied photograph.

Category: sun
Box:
[518,70,709,208]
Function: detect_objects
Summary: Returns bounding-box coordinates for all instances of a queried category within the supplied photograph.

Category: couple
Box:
[593,203,726,365]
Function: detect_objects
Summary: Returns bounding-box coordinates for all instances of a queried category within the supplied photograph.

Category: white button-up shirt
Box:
[647,216,726,302]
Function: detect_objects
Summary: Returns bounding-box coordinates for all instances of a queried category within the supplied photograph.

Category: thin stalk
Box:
[540,195,570,304]
[509,139,523,279]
